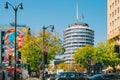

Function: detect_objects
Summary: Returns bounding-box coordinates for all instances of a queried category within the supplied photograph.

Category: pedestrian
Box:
[0,66,3,80]
[5,66,11,80]
[2,70,5,80]
[39,63,44,80]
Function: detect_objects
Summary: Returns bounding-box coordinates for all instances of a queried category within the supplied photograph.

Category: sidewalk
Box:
[26,78,39,80]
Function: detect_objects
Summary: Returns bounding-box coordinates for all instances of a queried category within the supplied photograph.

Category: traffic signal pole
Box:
[42,26,45,80]
[41,25,54,80]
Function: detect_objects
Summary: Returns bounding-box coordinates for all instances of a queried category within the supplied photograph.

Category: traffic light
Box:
[43,51,47,64]
[18,51,21,59]
[1,31,5,48]
[114,45,119,53]
[17,61,20,64]
[9,55,12,66]
[17,60,21,67]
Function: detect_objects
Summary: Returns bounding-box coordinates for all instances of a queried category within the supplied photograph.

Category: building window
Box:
[110,14,111,19]
[115,19,117,25]
[112,12,114,17]
[115,0,117,5]
[112,3,114,8]
[110,5,112,10]
[118,7,119,13]
[118,17,120,21]
[118,26,120,29]
[112,21,114,27]
[115,9,117,15]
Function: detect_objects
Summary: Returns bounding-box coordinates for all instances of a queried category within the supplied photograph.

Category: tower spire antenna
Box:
[76,0,79,23]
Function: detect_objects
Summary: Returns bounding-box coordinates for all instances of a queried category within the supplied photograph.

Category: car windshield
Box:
[90,74,104,79]
[56,73,67,78]
[90,73,120,80]
[103,73,120,79]
[83,74,89,77]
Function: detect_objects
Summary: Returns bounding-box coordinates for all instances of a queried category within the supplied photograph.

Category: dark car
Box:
[89,73,120,80]
[53,72,89,80]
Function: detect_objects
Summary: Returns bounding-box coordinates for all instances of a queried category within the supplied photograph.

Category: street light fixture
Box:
[42,25,54,80]
[5,2,23,80]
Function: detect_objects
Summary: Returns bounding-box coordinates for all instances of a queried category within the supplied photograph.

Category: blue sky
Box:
[0,0,107,46]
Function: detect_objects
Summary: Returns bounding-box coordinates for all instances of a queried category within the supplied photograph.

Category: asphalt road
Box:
[26,78,39,80]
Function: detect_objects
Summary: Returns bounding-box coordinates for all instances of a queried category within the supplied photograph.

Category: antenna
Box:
[82,14,84,22]
[76,0,79,23]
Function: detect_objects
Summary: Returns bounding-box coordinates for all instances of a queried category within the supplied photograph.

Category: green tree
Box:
[74,42,119,71]
[74,46,95,69]
[20,29,63,71]
[94,42,118,67]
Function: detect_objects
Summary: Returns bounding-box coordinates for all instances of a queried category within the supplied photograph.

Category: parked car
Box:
[47,72,89,80]
[88,73,120,80]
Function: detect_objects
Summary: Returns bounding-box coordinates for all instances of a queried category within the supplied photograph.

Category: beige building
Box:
[107,0,120,43]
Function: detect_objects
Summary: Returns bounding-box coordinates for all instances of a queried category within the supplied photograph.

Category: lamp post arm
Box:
[6,2,15,10]
[6,2,23,12]
[17,3,22,9]
[43,25,54,29]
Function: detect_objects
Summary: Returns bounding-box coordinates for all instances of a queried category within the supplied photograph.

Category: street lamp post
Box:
[41,25,54,80]
[5,2,23,80]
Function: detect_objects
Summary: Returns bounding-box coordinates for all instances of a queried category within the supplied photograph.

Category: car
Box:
[88,73,120,80]
[50,72,89,80]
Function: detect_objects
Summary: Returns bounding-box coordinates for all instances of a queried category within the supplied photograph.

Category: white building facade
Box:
[63,22,94,63]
